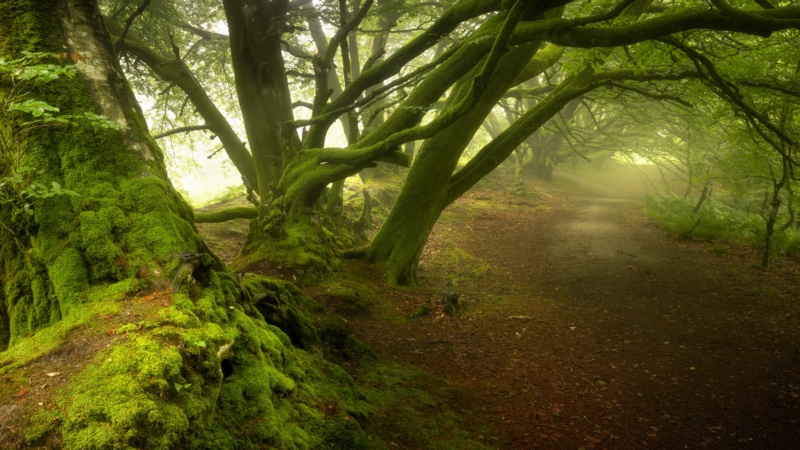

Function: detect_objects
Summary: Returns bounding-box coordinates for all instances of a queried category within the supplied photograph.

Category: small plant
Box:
[0,165,78,218]
[1,52,124,132]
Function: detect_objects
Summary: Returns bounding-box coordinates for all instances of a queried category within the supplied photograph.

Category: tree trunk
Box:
[762,190,781,269]
[222,0,300,201]
[1,0,207,351]
[0,2,369,447]
[692,183,711,213]
[513,147,525,187]
[370,61,611,285]
[368,29,547,284]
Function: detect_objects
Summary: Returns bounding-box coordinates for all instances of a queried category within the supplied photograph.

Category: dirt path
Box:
[344,188,800,449]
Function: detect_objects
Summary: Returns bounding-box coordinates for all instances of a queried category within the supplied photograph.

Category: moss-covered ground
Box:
[0,264,488,449]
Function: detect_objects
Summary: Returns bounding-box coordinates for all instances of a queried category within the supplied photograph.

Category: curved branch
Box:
[304,0,506,145]
[739,80,800,98]
[177,22,229,41]
[512,6,800,48]
[659,37,796,160]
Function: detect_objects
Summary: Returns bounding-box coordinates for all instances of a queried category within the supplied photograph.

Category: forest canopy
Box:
[87,0,800,285]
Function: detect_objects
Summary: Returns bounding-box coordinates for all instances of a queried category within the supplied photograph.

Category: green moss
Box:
[78,208,125,280]
[121,177,197,262]
[315,280,374,315]
[435,245,491,280]
[238,215,353,284]
[59,335,189,449]
[0,293,121,373]
[47,247,89,315]
[15,269,372,448]
[194,206,258,223]
[240,275,358,356]
[98,278,140,299]
[353,361,488,449]
[116,322,138,334]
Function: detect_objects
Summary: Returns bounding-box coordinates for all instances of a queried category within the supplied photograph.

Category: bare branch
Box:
[281,41,314,59]
[116,0,152,51]
[177,22,229,40]
[605,81,694,108]
[152,125,211,140]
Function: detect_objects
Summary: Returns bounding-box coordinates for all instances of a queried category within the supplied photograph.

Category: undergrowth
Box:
[645,195,800,257]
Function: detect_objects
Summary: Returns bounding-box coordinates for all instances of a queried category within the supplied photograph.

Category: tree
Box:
[99,0,800,285]
[0,1,379,447]
[368,1,800,284]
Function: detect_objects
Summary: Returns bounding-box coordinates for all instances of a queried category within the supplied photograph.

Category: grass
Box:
[644,194,800,257]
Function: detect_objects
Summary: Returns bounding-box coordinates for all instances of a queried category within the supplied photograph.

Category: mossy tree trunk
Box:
[366,30,572,285]
[368,71,598,284]
[0,2,376,448]
[368,0,661,285]
[220,0,554,280]
[0,0,208,350]
[366,0,662,285]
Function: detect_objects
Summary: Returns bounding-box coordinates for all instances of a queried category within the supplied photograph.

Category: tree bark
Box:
[222,0,300,200]
[0,0,207,349]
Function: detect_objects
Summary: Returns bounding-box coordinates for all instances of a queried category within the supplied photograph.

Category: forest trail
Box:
[340,174,800,449]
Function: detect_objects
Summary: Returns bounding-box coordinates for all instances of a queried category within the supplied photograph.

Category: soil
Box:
[333,167,800,449]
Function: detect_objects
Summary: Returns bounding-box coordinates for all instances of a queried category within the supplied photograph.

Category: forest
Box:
[1,0,799,448]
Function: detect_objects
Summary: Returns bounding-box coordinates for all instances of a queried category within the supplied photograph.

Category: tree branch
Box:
[658,37,796,160]
[177,22,229,41]
[194,207,259,223]
[512,6,800,48]
[304,0,506,146]
[281,41,314,59]
[604,81,694,108]
[116,0,152,51]
[152,125,211,140]
[739,80,800,98]
[105,16,257,188]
